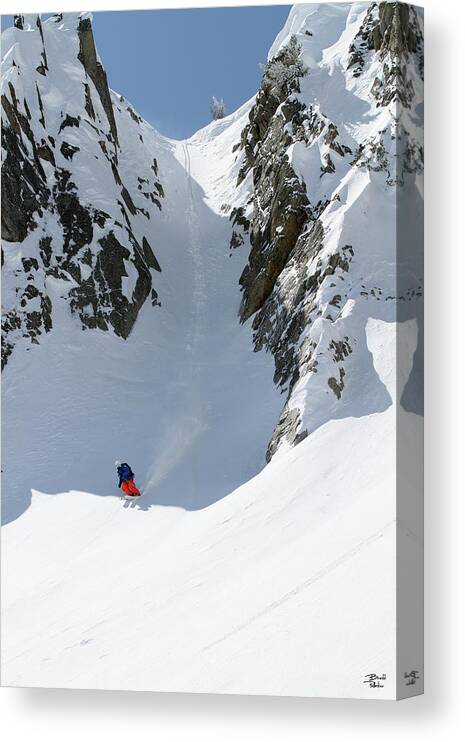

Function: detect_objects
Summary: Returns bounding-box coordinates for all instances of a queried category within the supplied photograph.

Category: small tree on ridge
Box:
[211,97,226,120]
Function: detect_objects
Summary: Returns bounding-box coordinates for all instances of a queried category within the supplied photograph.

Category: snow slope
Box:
[2,319,421,698]
[1,102,282,522]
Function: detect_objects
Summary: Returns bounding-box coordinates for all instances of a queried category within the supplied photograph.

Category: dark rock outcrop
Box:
[1,91,51,242]
[77,16,119,147]
[347,2,424,107]
[371,1,419,55]
[236,37,310,322]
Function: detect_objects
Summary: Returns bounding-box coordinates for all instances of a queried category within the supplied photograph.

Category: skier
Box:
[115,461,141,497]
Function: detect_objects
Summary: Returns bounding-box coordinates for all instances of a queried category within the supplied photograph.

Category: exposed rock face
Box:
[232,3,424,460]
[348,1,424,106]
[235,36,356,326]
[236,37,310,321]
[1,13,165,368]
[372,1,420,55]
[68,231,151,337]
[77,16,119,147]
[1,97,50,243]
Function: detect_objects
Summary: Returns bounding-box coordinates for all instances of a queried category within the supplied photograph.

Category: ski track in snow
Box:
[182,139,208,351]
[202,518,395,653]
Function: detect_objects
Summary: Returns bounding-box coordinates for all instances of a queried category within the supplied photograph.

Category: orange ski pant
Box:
[121,480,140,496]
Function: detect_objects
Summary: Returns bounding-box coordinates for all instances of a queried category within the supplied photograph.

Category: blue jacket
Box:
[117,463,134,487]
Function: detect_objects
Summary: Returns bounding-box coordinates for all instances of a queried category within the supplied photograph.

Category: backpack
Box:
[118,463,134,482]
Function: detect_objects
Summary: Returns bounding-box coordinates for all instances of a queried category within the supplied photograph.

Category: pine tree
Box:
[211,97,226,120]
[260,35,308,97]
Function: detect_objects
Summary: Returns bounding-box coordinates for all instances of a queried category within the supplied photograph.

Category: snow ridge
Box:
[227,1,424,457]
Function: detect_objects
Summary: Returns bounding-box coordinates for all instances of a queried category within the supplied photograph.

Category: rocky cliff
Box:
[230,1,424,459]
[1,13,164,367]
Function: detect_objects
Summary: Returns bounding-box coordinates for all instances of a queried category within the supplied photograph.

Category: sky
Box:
[1,6,291,139]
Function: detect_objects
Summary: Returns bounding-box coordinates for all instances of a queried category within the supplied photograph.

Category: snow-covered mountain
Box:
[1,12,165,368]
[1,4,423,699]
[230,1,424,458]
